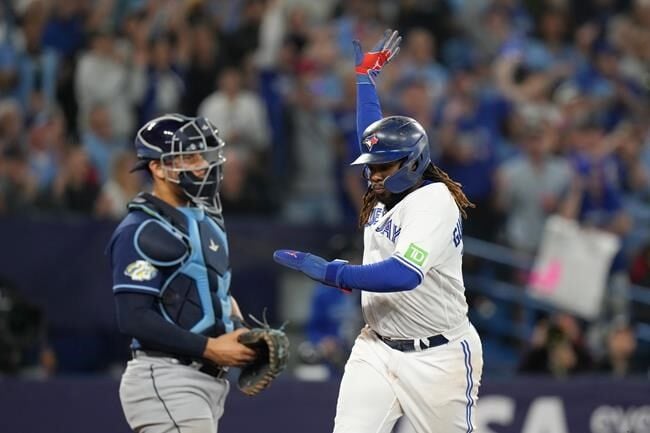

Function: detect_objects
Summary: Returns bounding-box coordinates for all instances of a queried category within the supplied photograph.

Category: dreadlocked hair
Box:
[426,164,475,219]
[359,186,378,228]
[358,163,475,228]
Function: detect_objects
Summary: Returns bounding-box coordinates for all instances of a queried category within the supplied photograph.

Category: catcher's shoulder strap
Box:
[128,192,189,232]
[127,192,190,266]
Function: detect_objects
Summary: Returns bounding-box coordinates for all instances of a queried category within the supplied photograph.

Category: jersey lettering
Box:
[452,217,463,248]
[376,217,401,243]
[366,207,386,226]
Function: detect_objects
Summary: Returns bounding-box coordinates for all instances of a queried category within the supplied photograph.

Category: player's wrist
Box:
[355,65,370,74]
[324,259,348,287]
[201,336,214,359]
[356,73,374,85]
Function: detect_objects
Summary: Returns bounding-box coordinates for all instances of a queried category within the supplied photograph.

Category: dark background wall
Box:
[0,217,353,371]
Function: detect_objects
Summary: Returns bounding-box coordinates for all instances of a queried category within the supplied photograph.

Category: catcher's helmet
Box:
[351,116,431,193]
[133,114,226,212]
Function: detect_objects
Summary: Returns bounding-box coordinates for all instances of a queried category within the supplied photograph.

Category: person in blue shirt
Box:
[107,114,256,433]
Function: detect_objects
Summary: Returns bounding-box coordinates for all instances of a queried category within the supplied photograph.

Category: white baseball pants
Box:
[333,320,483,433]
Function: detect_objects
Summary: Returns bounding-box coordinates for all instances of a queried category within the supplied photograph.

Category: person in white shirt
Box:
[198,67,270,162]
[274,30,483,433]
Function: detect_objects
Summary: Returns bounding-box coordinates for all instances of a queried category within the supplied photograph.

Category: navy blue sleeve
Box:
[338,257,421,292]
[356,77,383,146]
[115,292,208,358]
[109,222,163,296]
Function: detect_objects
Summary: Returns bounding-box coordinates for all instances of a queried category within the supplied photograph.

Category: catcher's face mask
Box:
[160,118,226,213]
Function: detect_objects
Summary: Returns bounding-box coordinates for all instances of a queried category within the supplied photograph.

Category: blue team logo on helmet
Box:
[351,116,431,193]
[133,114,226,212]
[363,134,379,150]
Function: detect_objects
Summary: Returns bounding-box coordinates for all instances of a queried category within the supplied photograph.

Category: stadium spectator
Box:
[5,0,60,124]
[519,313,593,377]
[282,73,341,223]
[629,243,650,323]
[180,21,227,116]
[94,150,143,219]
[82,104,127,183]
[25,115,61,192]
[388,28,448,107]
[558,115,632,238]
[0,146,38,214]
[75,29,146,140]
[595,316,643,377]
[496,112,571,254]
[434,61,503,241]
[51,146,101,214]
[0,99,25,153]
[138,32,187,124]
[198,66,270,165]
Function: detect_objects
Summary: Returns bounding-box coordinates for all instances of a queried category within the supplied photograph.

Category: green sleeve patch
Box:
[404,243,428,266]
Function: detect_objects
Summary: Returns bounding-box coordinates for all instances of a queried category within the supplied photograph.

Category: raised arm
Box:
[353,29,402,147]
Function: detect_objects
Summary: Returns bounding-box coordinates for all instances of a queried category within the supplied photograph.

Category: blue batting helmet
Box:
[351,116,431,193]
[133,114,226,212]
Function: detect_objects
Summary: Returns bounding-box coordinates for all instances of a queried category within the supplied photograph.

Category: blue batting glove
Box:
[273,250,349,289]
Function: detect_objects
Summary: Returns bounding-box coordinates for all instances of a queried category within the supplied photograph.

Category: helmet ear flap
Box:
[363,165,371,180]
[409,157,419,173]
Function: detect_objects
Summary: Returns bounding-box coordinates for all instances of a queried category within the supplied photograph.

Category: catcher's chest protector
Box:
[128,193,234,336]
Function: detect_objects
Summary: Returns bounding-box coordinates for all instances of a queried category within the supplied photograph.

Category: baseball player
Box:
[274,30,483,433]
[107,114,256,433]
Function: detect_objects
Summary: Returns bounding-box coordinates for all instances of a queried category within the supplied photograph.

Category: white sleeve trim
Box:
[113,284,160,295]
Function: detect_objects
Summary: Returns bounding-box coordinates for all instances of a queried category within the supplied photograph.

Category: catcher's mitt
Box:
[237,314,289,396]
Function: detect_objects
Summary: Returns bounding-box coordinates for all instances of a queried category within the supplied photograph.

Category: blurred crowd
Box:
[1,0,650,232]
[0,0,649,377]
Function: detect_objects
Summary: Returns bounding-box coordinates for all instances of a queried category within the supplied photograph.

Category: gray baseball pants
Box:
[119,354,230,433]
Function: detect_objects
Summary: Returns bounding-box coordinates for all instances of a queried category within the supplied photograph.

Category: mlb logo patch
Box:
[364,135,379,150]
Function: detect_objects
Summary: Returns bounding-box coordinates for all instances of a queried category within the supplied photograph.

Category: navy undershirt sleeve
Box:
[338,257,421,292]
[356,78,383,146]
[114,292,208,358]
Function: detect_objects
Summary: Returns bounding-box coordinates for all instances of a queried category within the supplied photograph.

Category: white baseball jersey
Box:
[361,182,468,338]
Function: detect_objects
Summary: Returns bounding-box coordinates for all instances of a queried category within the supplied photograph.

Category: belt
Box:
[132,350,228,379]
[374,331,449,352]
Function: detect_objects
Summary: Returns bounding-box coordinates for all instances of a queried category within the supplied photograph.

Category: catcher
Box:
[107,114,288,433]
